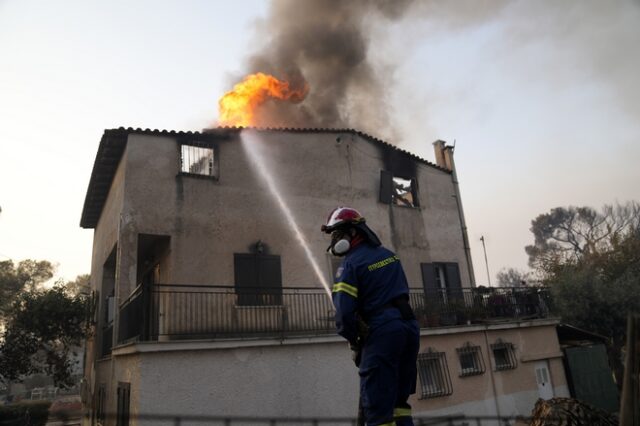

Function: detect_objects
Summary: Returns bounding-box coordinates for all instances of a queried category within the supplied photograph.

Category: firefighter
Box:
[321,207,420,426]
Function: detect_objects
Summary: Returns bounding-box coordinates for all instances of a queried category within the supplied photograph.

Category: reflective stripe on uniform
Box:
[393,407,412,418]
[377,422,396,426]
[332,282,358,298]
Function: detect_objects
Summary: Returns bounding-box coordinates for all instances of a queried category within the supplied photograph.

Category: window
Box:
[456,343,485,377]
[234,251,282,306]
[180,143,216,177]
[100,247,116,357]
[420,262,463,303]
[417,349,453,399]
[491,340,517,370]
[379,170,419,207]
[116,382,130,426]
[95,384,106,425]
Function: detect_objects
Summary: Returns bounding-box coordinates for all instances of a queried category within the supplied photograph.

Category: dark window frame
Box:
[116,382,130,426]
[491,340,518,371]
[421,262,463,304]
[233,253,283,306]
[417,349,453,399]
[96,384,106,425]
[456,343,486,377]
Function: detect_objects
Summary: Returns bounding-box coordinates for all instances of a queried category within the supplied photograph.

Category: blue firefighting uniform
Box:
[332,243,420,426]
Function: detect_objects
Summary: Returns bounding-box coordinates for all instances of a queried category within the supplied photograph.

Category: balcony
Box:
[116,285,552,344]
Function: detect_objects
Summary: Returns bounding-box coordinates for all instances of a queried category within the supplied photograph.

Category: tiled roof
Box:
[80,126,448,229]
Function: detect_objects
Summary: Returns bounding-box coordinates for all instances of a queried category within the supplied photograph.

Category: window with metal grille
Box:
[491,340,517,370]
[456,343,485,377]
[180,143,215,177]
[417,349,453,399]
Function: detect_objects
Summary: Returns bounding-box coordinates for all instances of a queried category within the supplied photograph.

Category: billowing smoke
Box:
[237,0,415,137]
[227,0,640,144]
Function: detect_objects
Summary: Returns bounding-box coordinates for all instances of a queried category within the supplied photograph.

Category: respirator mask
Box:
[328,229,351,256]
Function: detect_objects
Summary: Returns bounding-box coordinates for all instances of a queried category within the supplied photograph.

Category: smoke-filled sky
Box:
[1,0,639,284]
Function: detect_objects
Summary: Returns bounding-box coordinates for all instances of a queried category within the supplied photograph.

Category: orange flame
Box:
[218,72,308,127]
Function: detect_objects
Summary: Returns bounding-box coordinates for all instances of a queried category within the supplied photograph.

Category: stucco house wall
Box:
[102,320,566,425]
[109,129,471,291]
[80,128,562,425]
[412,320,569,419]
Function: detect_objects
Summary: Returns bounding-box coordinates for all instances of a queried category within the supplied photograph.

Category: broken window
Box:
[457,343,485,377]
[379,170,419,207]
[492,340,518,371]
[180,143,215,177]
[417,349,453,399]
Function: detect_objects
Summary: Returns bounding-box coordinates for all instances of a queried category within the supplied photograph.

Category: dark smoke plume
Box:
[241,0,414,138]
[237,0,640,145]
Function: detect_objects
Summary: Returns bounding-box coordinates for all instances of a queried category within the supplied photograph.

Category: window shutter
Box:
[445,262,463,302]
[234,254,258,305]
[421,263,438,294]
[379,170,393,204]
[258,255,282,305]
[411,178,420,207]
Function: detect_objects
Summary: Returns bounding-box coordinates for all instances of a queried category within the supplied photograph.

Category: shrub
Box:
[0,400,51,426]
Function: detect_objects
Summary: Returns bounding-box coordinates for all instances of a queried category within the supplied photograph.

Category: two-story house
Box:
[80,127,568,425]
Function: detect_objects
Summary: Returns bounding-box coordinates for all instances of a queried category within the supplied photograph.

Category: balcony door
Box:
[421,262,462,302]
[234,253,282,306]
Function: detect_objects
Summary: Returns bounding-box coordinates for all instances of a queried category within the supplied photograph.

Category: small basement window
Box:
[456,343,485,377]
[181,143,215,177]
[379,170,419,207]
[417,349,453,399]
[491,340,518,371]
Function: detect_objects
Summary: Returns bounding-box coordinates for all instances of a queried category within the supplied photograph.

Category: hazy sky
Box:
[1,0,639,284]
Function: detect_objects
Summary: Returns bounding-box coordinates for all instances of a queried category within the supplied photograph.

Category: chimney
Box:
[433,140,453,171]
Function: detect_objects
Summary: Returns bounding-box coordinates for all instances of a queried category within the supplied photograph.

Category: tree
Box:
[496,267,531,287]
[525,201,640,277]
[525,201,640,385]
[0,284,88,388]
[0,260,54,323]
[64,273,91,297]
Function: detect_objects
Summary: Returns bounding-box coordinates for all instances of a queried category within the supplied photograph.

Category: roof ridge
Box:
[109,126,446,172]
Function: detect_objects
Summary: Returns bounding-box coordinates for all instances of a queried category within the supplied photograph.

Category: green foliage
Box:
[0,285,88,388]
[0,400,51,425]
[548,232,640,342]
[526,201,640,278]
[64,273,91,297]
[0,260,54,321]
[526,201,640,384]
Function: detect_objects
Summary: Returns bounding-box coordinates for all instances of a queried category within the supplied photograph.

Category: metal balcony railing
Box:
[116,285,552,343]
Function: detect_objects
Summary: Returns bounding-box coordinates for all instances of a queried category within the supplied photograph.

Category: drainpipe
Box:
[433,141,476,285]
[484,329,502,419]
